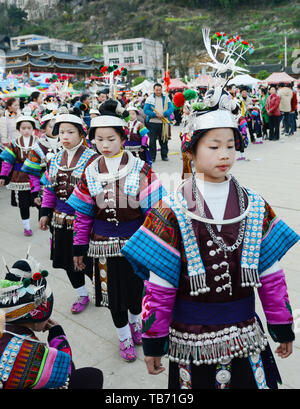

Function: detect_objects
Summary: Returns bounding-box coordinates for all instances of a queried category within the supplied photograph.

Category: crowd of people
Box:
[0,76,299,390]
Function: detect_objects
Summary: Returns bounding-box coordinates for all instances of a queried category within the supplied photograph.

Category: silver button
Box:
[216,369,231,384]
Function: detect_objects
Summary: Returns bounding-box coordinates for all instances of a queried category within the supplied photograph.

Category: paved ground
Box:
[0,124,299,389]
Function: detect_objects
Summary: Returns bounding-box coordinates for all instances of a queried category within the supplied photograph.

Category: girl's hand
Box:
[0,179,5,187]
[39,216,49,230]
[34,197,42,206]
[74,256,85,271]
[144,356,165,375]
[43,318,59,332]
[275,342,293,358]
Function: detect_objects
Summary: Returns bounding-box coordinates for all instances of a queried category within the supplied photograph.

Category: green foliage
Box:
[256,70,270,80]
[132,76,146,86]
[73,81,85,90]
[0,4,27,35]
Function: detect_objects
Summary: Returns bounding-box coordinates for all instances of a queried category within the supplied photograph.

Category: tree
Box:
[256,70,270,80]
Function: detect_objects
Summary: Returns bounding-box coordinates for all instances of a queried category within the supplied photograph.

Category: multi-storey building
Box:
[10,34,83,56]
[103,38,163,80]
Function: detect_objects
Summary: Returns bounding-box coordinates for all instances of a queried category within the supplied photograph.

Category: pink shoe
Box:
[129,322,142,345]
[119,338,137,362]
[71,296,90,314]
[24,229,33,237]
[237,157,246,161]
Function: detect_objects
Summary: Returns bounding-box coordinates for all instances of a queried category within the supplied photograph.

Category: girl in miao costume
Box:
[39,112,97,314]
[21,113,62,210]
[67,100,167,362]
[0,115,39,237]
[121,30,299,389]
[0,253,103,389]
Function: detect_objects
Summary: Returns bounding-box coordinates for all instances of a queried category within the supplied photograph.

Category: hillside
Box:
[6,0,300,76]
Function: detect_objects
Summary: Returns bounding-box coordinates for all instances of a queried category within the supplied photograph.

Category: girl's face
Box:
[9,100,19,113]
[190,128,236,183]
[19,121,34,138]
[45,119,55,138]
[36,94,43,105]
[129,110,137,121]
[59,123,82,149]
[94,127,123,157]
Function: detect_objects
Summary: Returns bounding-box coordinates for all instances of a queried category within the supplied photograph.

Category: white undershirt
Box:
[196,177,230,232]
[22,135,31,148]
[104,152,123,174]
[65,140,83,167]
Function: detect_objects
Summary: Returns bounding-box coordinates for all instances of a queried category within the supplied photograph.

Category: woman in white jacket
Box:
[0,97,21,147]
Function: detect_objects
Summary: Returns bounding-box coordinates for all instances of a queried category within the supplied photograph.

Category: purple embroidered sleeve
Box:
[142,280,177,339]
[29,174,41,193]
[258,269,293,325]
[73,211,93,245]
[0,161,12,177]
[41,186,56,209]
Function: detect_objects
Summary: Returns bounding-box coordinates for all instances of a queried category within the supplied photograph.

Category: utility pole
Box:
[284,34,287,69]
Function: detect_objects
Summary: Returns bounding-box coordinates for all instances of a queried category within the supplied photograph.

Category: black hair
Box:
[278,82,285,88]
[153,83,162,89]
[80,94,90,102]
[30,91,41,102]
[260,87,268,95]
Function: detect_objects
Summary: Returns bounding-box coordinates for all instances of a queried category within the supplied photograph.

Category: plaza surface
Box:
[0,125,299,389]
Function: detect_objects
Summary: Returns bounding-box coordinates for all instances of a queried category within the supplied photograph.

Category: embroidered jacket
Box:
[0,136,39,192]
[40,145,98,229]
[0,324,72,389]
[121,178,299,361]
[66,151,167,258]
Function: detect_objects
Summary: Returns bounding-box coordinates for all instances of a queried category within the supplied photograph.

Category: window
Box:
[108,45,119,53]
[124,56,134,64]
[137,43,142,50]
[109,58,119,65]
[123,43,133,52]
[138,56,143,64]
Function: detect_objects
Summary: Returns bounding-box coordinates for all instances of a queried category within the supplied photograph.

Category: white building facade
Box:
[103,38,163,80]
[10,34,83,56]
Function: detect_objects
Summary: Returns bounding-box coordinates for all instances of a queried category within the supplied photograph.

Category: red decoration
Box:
[164,71,171,92]
[173,92,185,108]
[100,66,108,73]
[32,272,41,281]
[114,69,121,76]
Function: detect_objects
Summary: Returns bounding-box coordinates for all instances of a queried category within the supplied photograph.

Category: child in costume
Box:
[124,105,152,165]
[0,115,38,236]
[250,105,263,144]
[236,113,249,161]
[121,84,299,389]
[66,99,167,362]
[21,113,62,208]
[39,112,98,314]
[0,254,103,389]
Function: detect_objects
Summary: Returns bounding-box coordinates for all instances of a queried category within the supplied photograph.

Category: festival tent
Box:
[168,78,188,91]
[190,74,214,87]
[131,79,154,94]
[264,72,297,84]
[227,74,259,86]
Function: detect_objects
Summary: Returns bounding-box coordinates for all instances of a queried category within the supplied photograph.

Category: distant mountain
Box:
[7,0,300,76]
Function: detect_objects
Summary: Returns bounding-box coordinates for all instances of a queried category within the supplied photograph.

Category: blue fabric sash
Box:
[172,295,255,325]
